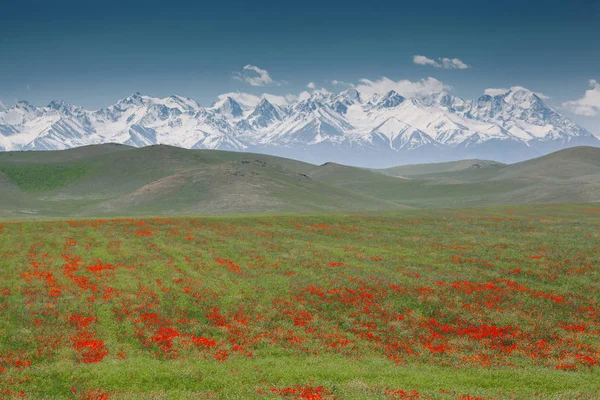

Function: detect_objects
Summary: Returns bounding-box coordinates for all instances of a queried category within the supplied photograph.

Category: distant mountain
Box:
[1,87,598,167]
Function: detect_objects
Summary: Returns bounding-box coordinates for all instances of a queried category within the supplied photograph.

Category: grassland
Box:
[1,203,599,399]
[0,145,599,217]
[377,159,505,178]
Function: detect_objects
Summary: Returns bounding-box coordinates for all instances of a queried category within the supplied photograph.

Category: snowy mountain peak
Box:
[338,88,361,103]
[47,100,84,114]
[116,92,147,107]
[419,91,457,109]
[48,99,70,108]
[378,90,406,108]
[0,87,597,167]
[247,98,283,128]
[166,95,200,112]
[257,98,273,108]
[294,97,323,113]
[502,87,544,108]
[15,100,34,108]
[214,96,243,118]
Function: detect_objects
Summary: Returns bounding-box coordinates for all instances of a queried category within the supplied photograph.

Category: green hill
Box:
[306,147,600,207]
[0,145,402,217]
[307,161,531,208]
[378,159,504,177]
[0,145,599,217]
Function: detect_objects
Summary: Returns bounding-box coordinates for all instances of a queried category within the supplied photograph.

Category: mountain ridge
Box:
[1,87,598,167]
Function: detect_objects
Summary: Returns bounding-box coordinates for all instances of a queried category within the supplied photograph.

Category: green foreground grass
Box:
[1,203,599,399]
[9,356,600,399]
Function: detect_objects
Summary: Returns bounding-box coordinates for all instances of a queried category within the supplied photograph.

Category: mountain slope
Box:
[405,146,600,184]
[370,146,600,206]
[0,145,403,217]
[1,87,597,167]
[379,159,505,177]
[0,145,599,217]
[308,146,600,208]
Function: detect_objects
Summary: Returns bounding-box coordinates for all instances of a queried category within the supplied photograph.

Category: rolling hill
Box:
[378,159,505,178]
[0,145,599,217]
[0,144,402,218]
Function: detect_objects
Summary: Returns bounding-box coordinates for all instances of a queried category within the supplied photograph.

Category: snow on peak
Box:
[503,87,544,108]
[165,95,201,112]
[247,98,284,128]
[377,90,406,108]
[339,88,361,102]
[115,92,149,108]
[15,100,34,109]
[256,98,273,108]
[294,97,324,113]
[47,100,85,115]
[0,87,594,164]
[213,96,243,118]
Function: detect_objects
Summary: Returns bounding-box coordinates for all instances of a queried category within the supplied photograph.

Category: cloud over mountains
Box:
[413,55,470,69]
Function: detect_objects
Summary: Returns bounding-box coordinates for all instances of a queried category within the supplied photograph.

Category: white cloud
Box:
[563,80,600,117]
[330,79,353,87]
[216,92,290,108]
[284,94,298,103]
[511,86,549,100]
[440,58,470,70]
[266,93,294,106]
[233,65,279,87]
[413,55,438,67]
[304,82,330,96]
[216,92,260,108]
[355,76,448,98]
[413,55,470,70]
[312,88,331,96]
[298,91,312,101]
[329,79,354,87]
[484,88,510,96]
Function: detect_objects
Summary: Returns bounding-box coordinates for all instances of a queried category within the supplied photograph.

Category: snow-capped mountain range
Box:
[1,87,597,167]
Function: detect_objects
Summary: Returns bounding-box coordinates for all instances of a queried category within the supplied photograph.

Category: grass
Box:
[0,145,400,217]
[1,203,599,399]
[1,145,600,217]
[377,159,504,177]
[0,163,90,192]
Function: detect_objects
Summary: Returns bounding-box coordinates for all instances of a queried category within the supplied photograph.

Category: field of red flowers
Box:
[1,204,599,399]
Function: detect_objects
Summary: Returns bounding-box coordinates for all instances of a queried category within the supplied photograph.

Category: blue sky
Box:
[1,0,599,132]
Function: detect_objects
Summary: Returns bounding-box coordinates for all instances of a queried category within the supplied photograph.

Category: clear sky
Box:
[1,0,599,133]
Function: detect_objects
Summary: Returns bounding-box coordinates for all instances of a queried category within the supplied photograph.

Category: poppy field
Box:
[1,204,599,399]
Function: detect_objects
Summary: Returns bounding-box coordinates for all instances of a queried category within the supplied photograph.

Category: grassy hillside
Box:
[399,147,600,183]
[306,147,600,208]
[378,159,504,177]
[0,145,401,217]
[307,162,414,202]
[0,145,599,217]
[1,204,599,398]
[307,162,533,208]
[382,146,600,206]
